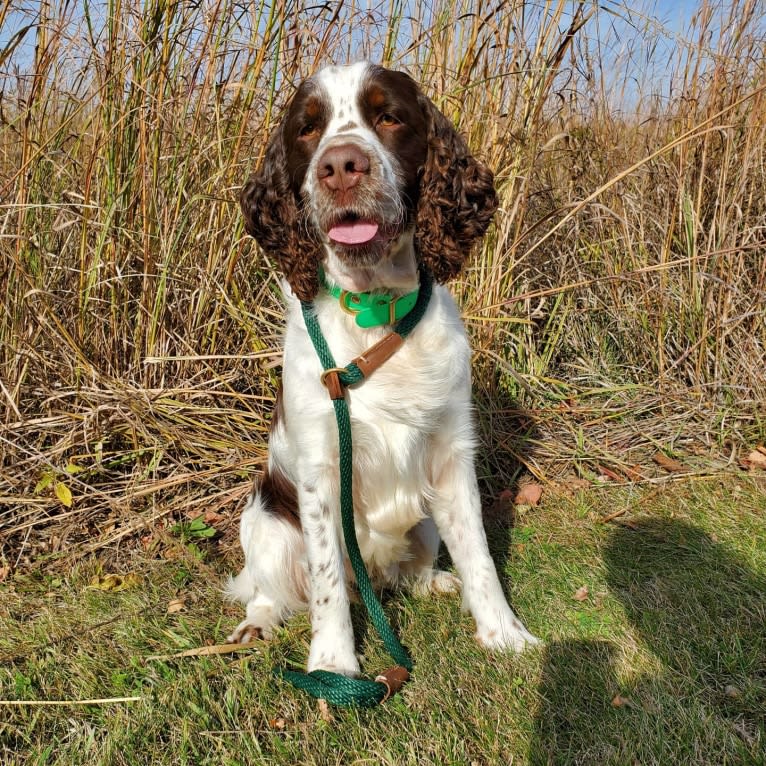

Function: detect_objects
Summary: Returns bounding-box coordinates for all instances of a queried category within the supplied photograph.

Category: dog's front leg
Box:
[298,474,360,676]
[430,449,540,652]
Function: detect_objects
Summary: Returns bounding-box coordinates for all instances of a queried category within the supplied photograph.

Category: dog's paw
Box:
[412,569,462,596]
[475,617,540,653]
[226,620,273,644]
[306,656,361,677]
[307,634,360,677]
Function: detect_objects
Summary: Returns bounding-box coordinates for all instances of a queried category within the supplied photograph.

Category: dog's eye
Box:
[377,113,401,128]
[299,122,318,138]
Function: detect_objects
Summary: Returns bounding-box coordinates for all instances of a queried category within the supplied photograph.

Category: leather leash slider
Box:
[320,332,405,401]
[352,332,404,378]
[320,367,346,400]
[374,665,410,702]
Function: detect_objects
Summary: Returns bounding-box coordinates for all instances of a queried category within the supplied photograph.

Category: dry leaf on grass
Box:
[596,464,624,483]
[514,483,543,507]
[317,698,334,723]
[572,585,589,602]
[652,452,688,473]
[167,598,185,614]
[742,449,766,471]
[611,694,634,708]
[88,573,141,592]
[622,464,645,482]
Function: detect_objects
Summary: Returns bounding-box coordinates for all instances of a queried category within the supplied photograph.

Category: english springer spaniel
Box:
[227,62,538,675]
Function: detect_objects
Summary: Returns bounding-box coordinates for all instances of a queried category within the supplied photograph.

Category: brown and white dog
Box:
[227,62,538,675]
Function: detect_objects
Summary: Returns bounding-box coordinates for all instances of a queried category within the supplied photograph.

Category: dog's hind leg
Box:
[225,484,308,643]
[403,518,462,595]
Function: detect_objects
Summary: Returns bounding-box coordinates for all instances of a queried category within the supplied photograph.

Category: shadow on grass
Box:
[529,518,766,765]
[475,378,544,603]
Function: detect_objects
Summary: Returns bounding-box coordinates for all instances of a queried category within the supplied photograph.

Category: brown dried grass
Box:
[1,0,764,571]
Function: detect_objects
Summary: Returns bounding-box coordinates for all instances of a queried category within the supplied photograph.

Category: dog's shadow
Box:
[528,518,766,765]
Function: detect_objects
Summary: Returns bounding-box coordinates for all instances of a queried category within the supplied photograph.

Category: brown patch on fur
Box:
[258,464,301,529]
[414,94,498,283]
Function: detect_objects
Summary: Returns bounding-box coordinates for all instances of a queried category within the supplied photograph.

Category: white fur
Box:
[227,63,539,671]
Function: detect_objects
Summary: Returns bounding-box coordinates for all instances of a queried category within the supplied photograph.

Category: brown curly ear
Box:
[239,124,322,301]
[414,98,498,283]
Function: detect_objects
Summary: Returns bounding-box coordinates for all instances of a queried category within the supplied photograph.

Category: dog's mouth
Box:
[326,212,382,246]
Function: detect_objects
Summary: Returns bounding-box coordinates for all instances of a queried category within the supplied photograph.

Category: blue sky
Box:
[0,1,706,55]
[0,0,732,108]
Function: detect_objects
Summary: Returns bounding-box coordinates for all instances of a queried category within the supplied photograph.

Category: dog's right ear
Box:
[239,123,322,302]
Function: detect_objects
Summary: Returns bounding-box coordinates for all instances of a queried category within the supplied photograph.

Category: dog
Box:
[227,62,538,676]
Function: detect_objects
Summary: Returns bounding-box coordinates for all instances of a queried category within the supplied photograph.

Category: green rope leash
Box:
[275,269,433,707]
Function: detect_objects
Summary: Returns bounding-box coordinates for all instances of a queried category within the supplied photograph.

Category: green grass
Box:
[2,476,764,765]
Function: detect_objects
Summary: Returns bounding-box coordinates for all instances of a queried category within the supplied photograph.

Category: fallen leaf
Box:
[596,464,624,483]
[724,684,742,699]
[317,698,334,723]
[204,510,226,525]
[268,717,287,730]
[88,573,141,592]
[652,452,688,473]
[572,585,589,602]
[743,449,766,471]
[167,598,185,614]
[514,483,543,507]
[611,694,634,708]
[55,482,73,507]
[622,464,645,482]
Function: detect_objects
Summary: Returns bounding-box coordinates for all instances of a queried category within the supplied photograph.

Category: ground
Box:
[1,475,764,765]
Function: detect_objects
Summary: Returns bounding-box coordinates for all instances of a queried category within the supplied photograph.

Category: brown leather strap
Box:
[320,369,346,400]
[374,666,410,702]
[319,332,405,401]
[352,332,404,378]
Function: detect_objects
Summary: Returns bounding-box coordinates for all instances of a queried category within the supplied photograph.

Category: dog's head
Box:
[240,62,498,300]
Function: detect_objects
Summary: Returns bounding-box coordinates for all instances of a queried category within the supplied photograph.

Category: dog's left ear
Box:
[415,96,499,282]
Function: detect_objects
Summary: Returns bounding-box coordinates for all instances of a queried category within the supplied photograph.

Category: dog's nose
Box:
[317,144,370,192]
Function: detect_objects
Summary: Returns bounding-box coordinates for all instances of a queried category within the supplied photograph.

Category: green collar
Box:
[321,272,420,328]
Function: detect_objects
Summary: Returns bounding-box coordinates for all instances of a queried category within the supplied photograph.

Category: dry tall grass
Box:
[1,0,764,569]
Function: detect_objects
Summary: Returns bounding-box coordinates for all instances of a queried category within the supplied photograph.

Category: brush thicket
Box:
[1,0,764,567]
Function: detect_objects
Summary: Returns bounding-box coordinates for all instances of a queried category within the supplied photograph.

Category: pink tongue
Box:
[328,220,379,245]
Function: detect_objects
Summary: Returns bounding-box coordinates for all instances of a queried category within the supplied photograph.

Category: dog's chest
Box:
[342,310,468,545]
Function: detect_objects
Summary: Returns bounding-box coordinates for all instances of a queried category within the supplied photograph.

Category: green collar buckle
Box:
[322,274,420,328]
